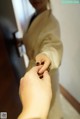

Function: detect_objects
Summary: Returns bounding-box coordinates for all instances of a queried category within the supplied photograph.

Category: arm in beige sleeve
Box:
[40,23,63,70]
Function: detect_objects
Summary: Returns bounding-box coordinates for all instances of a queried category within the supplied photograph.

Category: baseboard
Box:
[60,84,80,114]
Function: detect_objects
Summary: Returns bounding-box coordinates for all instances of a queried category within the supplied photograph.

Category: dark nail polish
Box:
[36,62,40,66]
[40,75,43,79]
[41,62,44,65]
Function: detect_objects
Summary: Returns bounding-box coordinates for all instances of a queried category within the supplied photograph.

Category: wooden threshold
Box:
[60,84,80,114]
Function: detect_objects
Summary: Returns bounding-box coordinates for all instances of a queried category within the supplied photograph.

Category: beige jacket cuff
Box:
[41,50,60,70]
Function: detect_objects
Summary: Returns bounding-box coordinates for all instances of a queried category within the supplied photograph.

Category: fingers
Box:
[38,60,50,74]
[35,60,50,79]
[35,53,51,74]
[43,70,49,77]
[35,53,46,66]
[32,65,43,72]
[35,54,42,63]
[43,71,52,92]
[43,70,50,81]
[24,65,42,76]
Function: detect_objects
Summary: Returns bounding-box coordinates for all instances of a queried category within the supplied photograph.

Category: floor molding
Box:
[60,84,80,114]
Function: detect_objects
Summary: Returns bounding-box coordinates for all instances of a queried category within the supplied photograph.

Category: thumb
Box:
[43,71,52,89]
[43,70,50,82]
[32,65,43,72]
[24,65,42,77]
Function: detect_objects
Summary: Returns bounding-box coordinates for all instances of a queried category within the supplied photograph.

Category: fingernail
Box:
[37,72,40,75]
[39,75,43,79]
[37,71,43,76]
[36,62,40,66]
[41,62,44,65]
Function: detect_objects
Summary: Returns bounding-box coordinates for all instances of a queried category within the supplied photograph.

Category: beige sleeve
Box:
[40,24,63,70]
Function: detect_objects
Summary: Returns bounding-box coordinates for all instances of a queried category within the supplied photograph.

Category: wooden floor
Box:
[0,30,23,119]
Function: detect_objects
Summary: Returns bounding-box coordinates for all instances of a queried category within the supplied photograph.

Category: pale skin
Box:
[18,66,52,119]
[35,53,51,74]
[29,0,51,74]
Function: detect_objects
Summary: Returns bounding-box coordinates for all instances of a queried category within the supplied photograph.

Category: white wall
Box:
[12,0,35,38]
[51,0,80,102]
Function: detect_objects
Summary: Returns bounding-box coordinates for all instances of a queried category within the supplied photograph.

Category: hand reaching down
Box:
[35,53,51,78]
[18,66,52,119]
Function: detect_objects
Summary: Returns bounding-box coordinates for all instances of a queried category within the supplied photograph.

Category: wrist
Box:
[18,110,43,119]
[18,109,47,119]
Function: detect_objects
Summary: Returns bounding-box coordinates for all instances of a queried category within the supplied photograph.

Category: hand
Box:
[35,53,51,74]
[18,66,52,119]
